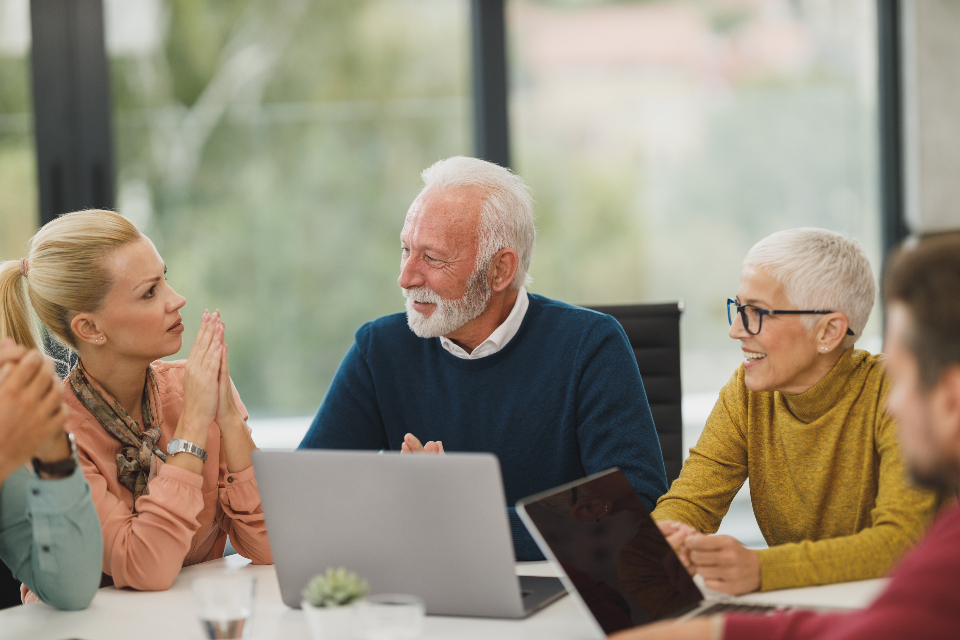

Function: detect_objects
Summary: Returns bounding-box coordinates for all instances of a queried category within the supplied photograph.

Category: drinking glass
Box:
[192,572,257,639]
[355,594,425,640]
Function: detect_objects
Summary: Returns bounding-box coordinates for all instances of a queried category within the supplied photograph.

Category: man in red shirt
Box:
[611,232,960,640]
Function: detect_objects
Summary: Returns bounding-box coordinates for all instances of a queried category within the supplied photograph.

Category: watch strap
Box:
[167,438,208,463]
[32,432,79,477]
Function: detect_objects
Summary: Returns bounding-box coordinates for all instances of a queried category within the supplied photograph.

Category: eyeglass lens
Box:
[727,300,761,335]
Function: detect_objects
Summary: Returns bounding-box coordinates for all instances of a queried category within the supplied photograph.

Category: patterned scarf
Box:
[68,361,166,509]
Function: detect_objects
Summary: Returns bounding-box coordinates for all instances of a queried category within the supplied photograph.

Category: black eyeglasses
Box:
[727,299,855,336]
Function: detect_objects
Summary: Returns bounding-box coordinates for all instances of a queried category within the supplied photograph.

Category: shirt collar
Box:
[440,287,529,360]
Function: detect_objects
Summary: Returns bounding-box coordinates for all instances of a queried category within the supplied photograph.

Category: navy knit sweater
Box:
[299,293,668,560]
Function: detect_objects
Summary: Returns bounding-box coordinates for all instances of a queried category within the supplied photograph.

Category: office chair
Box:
[586,302,684,486]
[0,563,20,610]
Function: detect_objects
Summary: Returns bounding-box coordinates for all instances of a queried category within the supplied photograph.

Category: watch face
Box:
[167,438,181,455]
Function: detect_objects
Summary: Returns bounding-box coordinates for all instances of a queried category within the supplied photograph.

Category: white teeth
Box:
[743,351,766,360]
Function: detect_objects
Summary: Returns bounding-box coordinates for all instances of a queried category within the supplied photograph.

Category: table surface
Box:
[0,556,886,640]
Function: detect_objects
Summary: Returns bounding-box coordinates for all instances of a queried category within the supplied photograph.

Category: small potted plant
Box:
[301,567,370,640]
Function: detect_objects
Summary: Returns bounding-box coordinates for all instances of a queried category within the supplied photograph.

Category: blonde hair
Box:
[743,228,876,349]
[0,209,142,351]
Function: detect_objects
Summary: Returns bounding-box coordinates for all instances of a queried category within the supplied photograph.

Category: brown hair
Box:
[885,231,960,388]
[0,209,142,351]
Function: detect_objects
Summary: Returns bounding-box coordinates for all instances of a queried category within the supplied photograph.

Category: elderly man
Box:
[299,156,668,559]
[612,233,960,640]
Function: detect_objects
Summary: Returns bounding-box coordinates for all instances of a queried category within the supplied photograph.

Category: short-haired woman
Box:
[641,228,940,596]
[1,209,272,592]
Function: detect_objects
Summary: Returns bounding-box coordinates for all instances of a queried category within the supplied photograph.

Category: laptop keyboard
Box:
[695,602,783,616]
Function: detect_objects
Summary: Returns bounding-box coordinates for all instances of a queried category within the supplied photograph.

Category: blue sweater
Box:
[299,293,668,559]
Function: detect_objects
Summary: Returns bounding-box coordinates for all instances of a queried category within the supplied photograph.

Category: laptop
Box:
[252,449,567,618]
[517,468,805,636]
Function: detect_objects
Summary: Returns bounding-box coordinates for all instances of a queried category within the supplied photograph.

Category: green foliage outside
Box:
[0,0,879,413]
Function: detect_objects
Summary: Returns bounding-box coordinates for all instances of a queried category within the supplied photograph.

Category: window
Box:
[509,0,880,545]
[106,0,471,434]
[0,0,36,260]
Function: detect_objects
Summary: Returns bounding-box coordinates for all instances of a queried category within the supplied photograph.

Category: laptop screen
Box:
[518,469,703,634]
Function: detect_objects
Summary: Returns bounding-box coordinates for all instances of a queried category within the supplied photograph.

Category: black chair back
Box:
[586,302,684,485]
[0,562,20,609]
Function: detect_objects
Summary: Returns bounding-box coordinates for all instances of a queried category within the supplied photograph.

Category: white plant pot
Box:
[301,600,358,640]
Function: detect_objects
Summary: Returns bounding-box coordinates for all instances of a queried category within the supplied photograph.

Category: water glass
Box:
[355,594,425,640]
[192,572,257,639]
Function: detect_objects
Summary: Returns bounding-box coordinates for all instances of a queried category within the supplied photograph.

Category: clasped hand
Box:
[656,520,762,595]
[0,338,69,482]
[179,310,244,445]
[400,433,444,454]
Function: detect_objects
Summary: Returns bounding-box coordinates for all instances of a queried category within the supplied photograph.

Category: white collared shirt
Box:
[440,287,529,360]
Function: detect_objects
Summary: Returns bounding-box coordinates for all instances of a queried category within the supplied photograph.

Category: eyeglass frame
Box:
[727,298,855,337]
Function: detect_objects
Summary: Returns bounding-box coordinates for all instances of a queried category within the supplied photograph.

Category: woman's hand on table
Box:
[657,520,697,572]
[683,534,761,595]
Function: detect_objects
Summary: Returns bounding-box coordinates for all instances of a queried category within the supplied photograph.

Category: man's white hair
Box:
[419,156,536,288]
[743,228,875,349]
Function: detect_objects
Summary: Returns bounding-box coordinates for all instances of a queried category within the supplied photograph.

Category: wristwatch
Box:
[32,432,79,478]
[166,438,208,463]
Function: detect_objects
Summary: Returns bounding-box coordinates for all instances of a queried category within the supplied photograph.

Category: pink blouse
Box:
[67,360,273,590]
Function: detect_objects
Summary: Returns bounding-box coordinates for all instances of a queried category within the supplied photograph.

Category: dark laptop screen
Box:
[520,469,703,634]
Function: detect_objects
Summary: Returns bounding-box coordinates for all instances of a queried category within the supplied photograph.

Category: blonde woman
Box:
[0,209,272,592]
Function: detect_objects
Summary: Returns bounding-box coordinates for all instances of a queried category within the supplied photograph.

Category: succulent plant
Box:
[301,567,370,608]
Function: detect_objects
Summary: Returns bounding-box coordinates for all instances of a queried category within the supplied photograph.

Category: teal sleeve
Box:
[0,465,103,610]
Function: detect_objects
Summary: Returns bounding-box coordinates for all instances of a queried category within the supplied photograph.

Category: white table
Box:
[0,557,886,640]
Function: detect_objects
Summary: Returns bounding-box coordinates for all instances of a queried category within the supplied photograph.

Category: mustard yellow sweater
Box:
[652,348,938,591]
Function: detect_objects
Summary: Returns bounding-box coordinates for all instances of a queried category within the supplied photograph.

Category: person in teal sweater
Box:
[0,332,102,610]
[299,156,668,559]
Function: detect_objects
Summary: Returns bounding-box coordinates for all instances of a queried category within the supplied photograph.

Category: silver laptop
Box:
[517,469,802,636]
[252,450,566,618]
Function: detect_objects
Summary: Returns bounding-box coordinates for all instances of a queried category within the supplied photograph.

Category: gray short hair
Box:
[420,156,536,288]
[743,228,876,349]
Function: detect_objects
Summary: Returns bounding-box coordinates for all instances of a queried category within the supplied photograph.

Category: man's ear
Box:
[70,313,103,346]
[934,365,960,449]
[816,312,850,353]
[489,248,519,293]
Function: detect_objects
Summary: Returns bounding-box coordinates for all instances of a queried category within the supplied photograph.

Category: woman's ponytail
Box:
[0,259,41,350]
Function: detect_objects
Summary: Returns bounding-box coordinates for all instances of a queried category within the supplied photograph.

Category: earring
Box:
[96,337,103,343]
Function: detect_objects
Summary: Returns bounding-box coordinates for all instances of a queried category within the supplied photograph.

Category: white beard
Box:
[402,269,492,338]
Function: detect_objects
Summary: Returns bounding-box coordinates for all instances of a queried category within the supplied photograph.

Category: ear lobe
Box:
[70,313,103,346]
[818,313,850,352]
[489,248,519,293]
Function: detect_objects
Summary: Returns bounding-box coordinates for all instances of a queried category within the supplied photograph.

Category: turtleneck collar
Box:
[777,348,870,423]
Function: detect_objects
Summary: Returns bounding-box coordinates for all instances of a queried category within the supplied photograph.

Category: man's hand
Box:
[683,533,761,595]
[0,339,69,483]
[400,433,445,454]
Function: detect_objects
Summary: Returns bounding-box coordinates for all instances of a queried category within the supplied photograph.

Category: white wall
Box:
[901,0,960,234]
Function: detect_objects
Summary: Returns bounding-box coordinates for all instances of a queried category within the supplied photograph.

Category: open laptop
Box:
[252,450,567,618]
[517,468,805,637]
